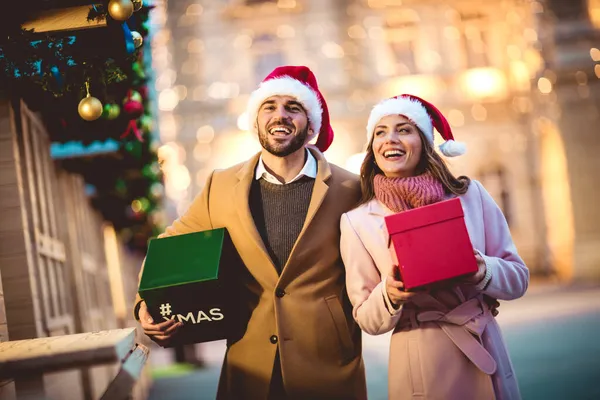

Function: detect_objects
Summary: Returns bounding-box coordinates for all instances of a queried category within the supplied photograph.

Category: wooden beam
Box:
[21,5,107,34]
[0,328,136,379]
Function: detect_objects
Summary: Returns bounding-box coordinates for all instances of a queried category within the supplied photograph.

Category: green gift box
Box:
[138,228,241,346]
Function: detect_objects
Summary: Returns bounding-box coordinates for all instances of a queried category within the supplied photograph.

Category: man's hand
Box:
[385,265,418,309]
[462,249,487,285]
[139,301,182,346]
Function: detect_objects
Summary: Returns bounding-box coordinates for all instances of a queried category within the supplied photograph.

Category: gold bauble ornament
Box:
[78,94,103,121]
[131,31,143,48]
[108,0,134,21]
[132,0,143,12]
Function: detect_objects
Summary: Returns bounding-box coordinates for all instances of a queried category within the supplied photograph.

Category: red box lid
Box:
[384,197,464,235]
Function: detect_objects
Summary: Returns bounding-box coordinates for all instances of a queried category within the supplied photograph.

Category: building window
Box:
[459,12,491,68]
[384,13,418,75]
[253,34,285,84]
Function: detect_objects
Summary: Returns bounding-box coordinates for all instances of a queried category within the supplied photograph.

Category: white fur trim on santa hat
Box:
[247,76,322,141]
[366,97,433,143]
[439,139,466,157]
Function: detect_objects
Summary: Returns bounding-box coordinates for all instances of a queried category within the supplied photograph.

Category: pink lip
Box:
[383,155,405,160]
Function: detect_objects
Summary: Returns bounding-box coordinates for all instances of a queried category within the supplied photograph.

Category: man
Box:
[134,66,367,399]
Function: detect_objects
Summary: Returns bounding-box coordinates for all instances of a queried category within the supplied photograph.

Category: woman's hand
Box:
[139,301,183,346]
[386,265,418,309]
[463,249,487,285]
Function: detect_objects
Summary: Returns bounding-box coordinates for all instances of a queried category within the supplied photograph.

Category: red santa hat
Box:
[366,94,466,157]
[247,65,334,152]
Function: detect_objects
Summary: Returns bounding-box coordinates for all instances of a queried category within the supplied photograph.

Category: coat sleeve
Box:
[340,213,403,335]
[133,171,216,317]
[473,180,529,301]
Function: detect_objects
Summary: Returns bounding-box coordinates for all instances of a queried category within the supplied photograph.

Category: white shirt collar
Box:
[255,148,317,185]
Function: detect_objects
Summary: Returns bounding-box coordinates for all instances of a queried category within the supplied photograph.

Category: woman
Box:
[340,94,529,400]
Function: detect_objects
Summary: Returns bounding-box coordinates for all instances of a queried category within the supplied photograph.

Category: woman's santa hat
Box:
[247,65,334,152]
[366,94,466,157]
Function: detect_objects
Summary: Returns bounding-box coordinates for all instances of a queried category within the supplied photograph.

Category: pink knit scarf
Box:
[373,172,445,213]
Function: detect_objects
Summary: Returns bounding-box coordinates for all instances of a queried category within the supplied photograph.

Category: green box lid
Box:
[139,228,226,292]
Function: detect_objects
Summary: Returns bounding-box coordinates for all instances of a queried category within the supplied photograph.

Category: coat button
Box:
[275,288,286,298]
[270,335,278,344]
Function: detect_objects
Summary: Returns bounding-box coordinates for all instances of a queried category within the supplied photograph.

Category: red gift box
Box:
[384,197,478,290]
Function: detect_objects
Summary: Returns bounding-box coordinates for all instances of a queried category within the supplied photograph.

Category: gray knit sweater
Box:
[249,176,315,273]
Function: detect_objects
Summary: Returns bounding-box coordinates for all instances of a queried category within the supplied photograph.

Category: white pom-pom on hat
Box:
[439,139,466,157]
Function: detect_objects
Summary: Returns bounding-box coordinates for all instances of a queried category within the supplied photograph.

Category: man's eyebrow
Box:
[286,100,303,108]
[260,100,276,107]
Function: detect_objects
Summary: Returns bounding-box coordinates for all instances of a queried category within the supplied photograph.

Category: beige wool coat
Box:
[340,180,529,400]
[135,147,367,399]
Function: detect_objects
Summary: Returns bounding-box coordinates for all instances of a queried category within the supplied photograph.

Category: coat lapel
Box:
[297,148,331,239]
[234,152,279,284]
[366,198,394,247]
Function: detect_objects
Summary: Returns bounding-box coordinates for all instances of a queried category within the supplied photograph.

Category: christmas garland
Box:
[0,28,144,99]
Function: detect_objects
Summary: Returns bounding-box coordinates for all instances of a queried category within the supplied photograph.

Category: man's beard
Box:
[258,124,309,157]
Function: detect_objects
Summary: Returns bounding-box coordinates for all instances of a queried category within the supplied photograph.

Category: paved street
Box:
[147,283,600,400]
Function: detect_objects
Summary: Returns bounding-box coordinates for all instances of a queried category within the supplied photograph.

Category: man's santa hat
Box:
[247,65,334,152]
[366,94,466,157]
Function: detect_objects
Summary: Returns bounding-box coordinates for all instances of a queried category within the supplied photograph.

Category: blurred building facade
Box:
[151,0,600,282]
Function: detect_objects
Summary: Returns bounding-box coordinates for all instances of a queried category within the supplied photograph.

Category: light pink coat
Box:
[340,180,529,400]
